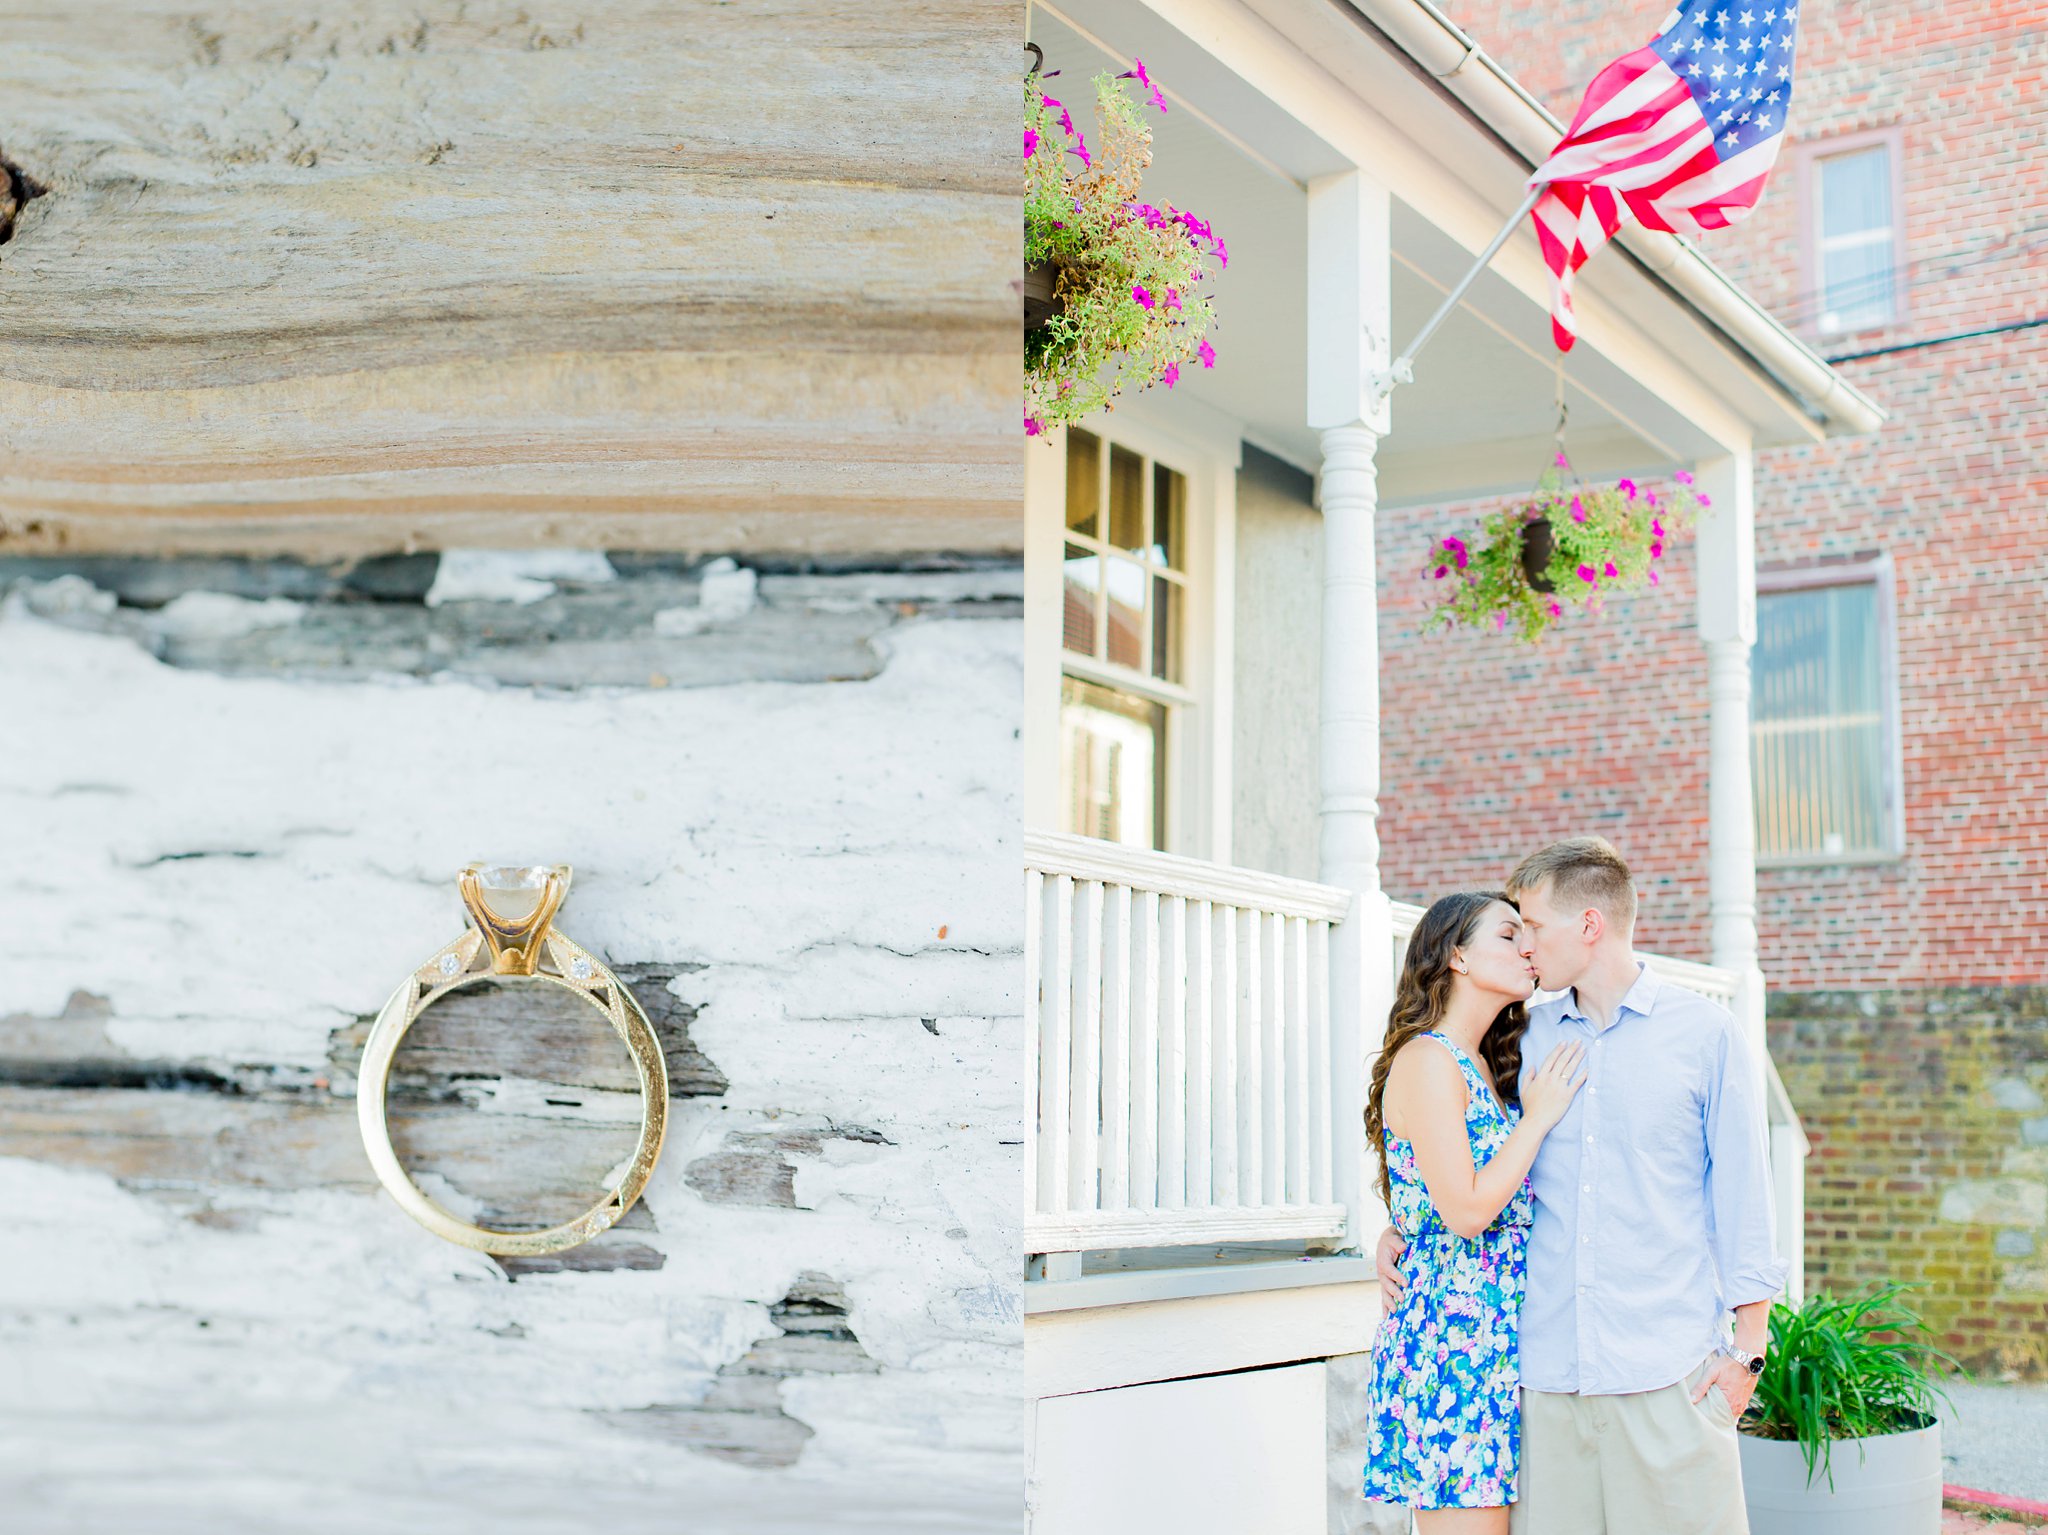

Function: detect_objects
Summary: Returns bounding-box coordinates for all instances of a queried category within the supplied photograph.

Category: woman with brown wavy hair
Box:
[1360,892,1586,1533]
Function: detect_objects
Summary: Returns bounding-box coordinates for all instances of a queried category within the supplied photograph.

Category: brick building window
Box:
[1752,559,1902,862]
[1799,133,1904,335]
[1059,427,1189,849]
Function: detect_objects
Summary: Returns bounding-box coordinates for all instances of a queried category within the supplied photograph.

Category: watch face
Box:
[1746,1355,1765,1375]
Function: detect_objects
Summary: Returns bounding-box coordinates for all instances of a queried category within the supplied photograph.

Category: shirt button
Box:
[1583,1184,1592,1193]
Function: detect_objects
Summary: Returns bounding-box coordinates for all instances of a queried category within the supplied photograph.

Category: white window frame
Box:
[1023,404,1238,863]
[1753,553,1904,866]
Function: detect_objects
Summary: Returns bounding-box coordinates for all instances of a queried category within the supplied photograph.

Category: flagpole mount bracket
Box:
[1370,357,1415,403]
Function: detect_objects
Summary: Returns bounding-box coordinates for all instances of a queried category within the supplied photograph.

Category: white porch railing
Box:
[1028,839,1807,1281]
[1025,831,1353,1255]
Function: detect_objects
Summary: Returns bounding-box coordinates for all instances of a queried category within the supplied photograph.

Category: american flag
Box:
[1530,3,1803,350]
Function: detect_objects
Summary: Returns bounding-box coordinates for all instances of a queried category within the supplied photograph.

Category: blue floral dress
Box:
[1362,1031,1534,1511]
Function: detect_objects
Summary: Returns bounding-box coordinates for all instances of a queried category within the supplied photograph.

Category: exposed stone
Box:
[1938,1179,2048,1228]
[1990,1077,2047,1114]
[1995,1230,2037,1259]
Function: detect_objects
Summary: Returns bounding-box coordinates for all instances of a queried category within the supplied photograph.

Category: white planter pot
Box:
[1738,1419,1942,1535]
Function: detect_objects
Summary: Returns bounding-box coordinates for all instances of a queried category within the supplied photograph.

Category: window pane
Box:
[1062,542,1099,658]
[1105,555,1145,669]
[1151,575,1182,684]
[1819,147,1891,240]
[1820,238,1895,331]
[1109,444,1145,552]
[1752,581,1887,857]
[1153,462,1186,570]
[1061,675,1167,850]
[1066,429,1101,538]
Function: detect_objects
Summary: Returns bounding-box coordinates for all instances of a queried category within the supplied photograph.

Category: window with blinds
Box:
[1751,575,1896,860]
[1814,143,1898,333]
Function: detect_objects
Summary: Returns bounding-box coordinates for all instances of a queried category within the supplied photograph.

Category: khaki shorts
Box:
[1509,1355,1748,1535]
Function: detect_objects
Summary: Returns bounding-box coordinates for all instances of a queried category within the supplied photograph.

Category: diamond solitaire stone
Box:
[470,864,553,922]
[569,956,595,982]
[437,952,461,977]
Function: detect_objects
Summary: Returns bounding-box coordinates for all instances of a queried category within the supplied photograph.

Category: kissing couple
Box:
[1362,837,1784,1535]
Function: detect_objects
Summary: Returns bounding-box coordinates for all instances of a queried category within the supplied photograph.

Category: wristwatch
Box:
[1722,1346,1766,1375]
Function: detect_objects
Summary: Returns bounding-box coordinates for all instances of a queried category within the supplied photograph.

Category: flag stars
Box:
[1777,63,1791,79]
[1738,8,1755,23]
[1712,35,1729,52]
[1766,88,1781,102]
[1762,6,1776,20]
[1737,34,1755,50]
[1756,112,1774,128]
[1710,62,1727,78]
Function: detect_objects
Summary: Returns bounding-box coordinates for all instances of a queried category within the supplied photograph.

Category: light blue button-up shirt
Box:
[1518,960,1787,1396]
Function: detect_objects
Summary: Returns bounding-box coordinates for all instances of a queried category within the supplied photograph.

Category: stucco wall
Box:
[1231,445,1323,882]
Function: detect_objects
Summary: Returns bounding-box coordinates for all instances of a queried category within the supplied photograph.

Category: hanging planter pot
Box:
[1520,514,1557,593]
[1024,259,1063,331]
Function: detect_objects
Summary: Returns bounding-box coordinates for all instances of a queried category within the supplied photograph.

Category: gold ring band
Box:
[356,864,669,1255]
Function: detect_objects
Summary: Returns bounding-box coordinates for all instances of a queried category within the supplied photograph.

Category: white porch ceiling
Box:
[1028,2,1820,506]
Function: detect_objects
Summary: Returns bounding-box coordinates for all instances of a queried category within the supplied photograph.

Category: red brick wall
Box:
[1378,0,2048,992]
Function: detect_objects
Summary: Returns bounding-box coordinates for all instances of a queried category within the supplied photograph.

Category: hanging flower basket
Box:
[1424,455,1707,641]
[1024,58,1226,435]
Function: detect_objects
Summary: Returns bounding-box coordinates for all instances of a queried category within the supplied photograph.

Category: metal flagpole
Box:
[1372,183,1546,401]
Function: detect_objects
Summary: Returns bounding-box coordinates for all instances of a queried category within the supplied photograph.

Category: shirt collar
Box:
[1562,958,1661,1031]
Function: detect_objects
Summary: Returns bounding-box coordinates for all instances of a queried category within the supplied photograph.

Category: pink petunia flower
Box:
[1133,284,1155,310]
[1071,136,1091,170]
[1648,569,1661,586]
[1578,564,1598,584]
[1652,518,1665,538]
[1645,490,1658,507]
[1618,478,1637,500]
[1571,495,1587,524]
[1160,362,1180,388]
[1163,288,1182,312]
[1555,450,1569,468]
[1434,566,1450,580]
[1674,469,1695,485]
[1024,128,1039,160]
[1603,560,1619,578]
[1147,85,1169,112]
[1698,493,1712,508]
[1651,541,1664,559]
[1494,612,1509,632]
[1197,339,1216,369]
[1127,57,1152,89]
[1025,415,1043,436]
[1548,601,1564,617]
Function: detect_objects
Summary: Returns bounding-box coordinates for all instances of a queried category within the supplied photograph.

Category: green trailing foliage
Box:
[1740,1286,1959,1490]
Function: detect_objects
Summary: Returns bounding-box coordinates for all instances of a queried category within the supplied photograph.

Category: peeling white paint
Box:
[0,581,1023,1532]
[425,547,619,606]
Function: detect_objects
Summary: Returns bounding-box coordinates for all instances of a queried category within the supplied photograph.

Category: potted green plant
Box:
[1737,1287,1957,1535]
[1023,58,1225,435]
[1422,453,1703,641]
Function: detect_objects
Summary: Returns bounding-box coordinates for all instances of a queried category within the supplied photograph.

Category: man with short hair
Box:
[1377,836,1785,1535]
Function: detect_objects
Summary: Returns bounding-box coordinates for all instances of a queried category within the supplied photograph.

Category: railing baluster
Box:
[1101,883,1132,1211]
[1237,903,1262,1207]
[1309,917,1333,1206]
[1211,902,1238,1206]
[1131,889,1161,1210]
[1043,874,1074,1214]
[1287,914,1311,1204]
[1025,868,1043,1229]
[1159,894,1187,1211]
[1262,909,1285,1206]
[1069,879,1103,1215]
[1186,898,1213,1208]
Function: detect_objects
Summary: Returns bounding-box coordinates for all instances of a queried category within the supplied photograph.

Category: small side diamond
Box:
[438,952,462,977]
[568,956,595,982]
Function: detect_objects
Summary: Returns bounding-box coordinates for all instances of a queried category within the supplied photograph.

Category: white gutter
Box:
[1343,0,1887,436]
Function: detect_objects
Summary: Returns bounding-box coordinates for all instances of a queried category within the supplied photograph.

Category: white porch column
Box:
[1692,450,1766,1076]
[1695,448,1802,1298]
[1306,169,1395,1256]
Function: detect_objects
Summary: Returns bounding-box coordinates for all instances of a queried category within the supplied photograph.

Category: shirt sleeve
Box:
[1704,1013,1789,1311]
